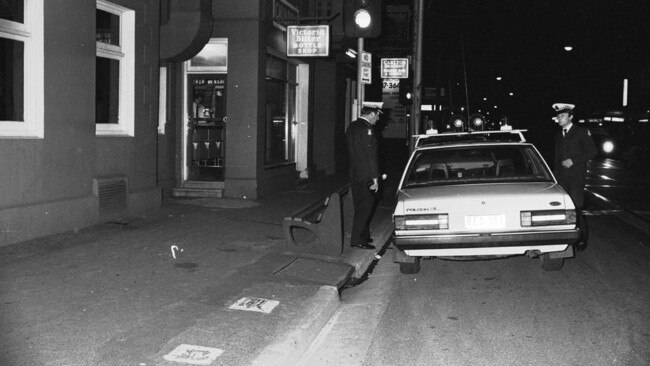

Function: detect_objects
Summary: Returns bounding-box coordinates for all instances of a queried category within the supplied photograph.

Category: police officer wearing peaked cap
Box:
[553,102,597,251]
[346,101,384,250]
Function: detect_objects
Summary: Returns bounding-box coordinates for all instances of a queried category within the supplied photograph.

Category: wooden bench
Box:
[283,184,353,256]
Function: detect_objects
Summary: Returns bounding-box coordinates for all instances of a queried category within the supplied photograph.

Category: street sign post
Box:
[361,52,372,84]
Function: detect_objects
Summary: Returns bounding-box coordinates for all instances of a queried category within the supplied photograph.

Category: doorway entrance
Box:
[186,74,226,182]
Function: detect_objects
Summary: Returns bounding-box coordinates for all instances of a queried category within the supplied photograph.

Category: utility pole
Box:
[410,0,424,151]
[461,35,470,120]
[357,37,364,118]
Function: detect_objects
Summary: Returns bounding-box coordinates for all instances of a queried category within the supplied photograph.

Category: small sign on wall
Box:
[287,25,330,57]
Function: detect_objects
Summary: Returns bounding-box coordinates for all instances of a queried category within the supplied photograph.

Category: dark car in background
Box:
[580,110,635,157]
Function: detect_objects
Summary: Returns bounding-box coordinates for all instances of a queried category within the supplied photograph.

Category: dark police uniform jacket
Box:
[346,117,379,184]
[554,124,597,207]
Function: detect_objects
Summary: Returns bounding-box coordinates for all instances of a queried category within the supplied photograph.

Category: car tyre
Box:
[540,253,564,271]
[399,257,421,274]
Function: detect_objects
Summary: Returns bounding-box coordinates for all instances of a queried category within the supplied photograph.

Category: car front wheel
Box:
[540,253,564,271]
[399,257,421,274]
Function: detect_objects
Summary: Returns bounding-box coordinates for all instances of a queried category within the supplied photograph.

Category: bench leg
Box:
[315,192,344,256]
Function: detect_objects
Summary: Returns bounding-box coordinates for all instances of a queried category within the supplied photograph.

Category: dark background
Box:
[381,0,649,157]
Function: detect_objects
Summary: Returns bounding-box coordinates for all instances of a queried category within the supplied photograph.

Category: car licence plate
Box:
[465,214,506,229]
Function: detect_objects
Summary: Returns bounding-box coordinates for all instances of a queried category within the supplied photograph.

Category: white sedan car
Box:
[392,130,580,274]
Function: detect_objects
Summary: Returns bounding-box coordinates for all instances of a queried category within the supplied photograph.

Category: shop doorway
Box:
[186,73,226,182]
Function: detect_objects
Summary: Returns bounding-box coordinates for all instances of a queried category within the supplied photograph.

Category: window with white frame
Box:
[95,0,134,136]
[0,0,44,138]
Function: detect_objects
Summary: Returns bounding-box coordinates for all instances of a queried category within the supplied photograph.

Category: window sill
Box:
[96,131,134,137]
[264,161,296,170]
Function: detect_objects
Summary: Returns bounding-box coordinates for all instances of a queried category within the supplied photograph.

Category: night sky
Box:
[418,0,649,126]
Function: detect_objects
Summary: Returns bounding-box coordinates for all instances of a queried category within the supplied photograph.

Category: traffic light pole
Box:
[356,37,364,118]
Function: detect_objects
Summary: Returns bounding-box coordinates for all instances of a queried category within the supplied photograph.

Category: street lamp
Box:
[469,114,486,131]
[564,45,573,52]
[496,76,502,81]
[450,115,466,132]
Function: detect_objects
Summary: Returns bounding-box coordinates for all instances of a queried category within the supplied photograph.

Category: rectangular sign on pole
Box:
[287,25,330,57]
[381,58,409,79]
[361,52,372,84]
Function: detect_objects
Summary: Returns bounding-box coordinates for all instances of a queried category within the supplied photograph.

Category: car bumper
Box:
[393,229,580,250]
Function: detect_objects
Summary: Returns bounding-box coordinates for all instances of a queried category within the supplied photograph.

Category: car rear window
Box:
[403,144,553,188]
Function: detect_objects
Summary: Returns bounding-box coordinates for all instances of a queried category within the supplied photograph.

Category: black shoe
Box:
[352,243,376,250]
[576,241,587,252]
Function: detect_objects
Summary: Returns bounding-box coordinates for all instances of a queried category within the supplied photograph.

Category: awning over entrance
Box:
[160,0,213,63]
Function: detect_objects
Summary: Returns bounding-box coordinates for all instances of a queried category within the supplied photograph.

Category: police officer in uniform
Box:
[553,103,597,251]
[346,102,383,250]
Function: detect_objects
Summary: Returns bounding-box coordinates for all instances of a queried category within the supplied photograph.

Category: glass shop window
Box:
[95,57,119,124]
[0,37,24,121]
[0,0,24,22]
[95,0,135,136]
[1,0,44,138]
[96,8,120,46]
[265,53,296,165]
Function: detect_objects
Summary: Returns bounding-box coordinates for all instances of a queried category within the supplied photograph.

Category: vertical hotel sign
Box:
[273,0,299,31]
[287,25,330,57]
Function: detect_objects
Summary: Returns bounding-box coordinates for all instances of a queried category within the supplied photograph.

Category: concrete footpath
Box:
[0,174,395,366]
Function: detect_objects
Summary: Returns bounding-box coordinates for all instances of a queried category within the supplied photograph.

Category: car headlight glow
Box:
[520,210,576,226]
[602,140,614,154]
[394,214,449,230]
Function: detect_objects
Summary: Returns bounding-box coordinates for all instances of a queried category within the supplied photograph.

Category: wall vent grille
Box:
[93,177,128,217]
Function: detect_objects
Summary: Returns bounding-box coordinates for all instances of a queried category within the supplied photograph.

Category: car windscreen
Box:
[402,144,553,188]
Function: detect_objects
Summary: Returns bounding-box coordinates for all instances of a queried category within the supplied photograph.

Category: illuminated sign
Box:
[381,58,409,79]
[287,25,330,57]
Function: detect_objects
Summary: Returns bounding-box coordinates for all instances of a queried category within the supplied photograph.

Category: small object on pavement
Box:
[170,245,183,259]
[352,243,375,250]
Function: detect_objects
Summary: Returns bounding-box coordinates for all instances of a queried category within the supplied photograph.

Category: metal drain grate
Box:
[93,177,128,217]
[273,257,354,288]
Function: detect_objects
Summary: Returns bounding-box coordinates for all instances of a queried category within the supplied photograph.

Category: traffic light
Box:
[398,79,412,105]
[343,0,382,38]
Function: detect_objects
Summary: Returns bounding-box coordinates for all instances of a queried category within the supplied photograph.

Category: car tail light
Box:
[520,210,576,226]
[394,214,449,230]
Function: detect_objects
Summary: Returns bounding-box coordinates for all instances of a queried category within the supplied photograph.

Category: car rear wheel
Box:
[399,257,421,274]
[540,253,564,271]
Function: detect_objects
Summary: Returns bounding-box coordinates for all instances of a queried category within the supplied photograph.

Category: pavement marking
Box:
[163,344,224,365]
[229,297,280,313]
